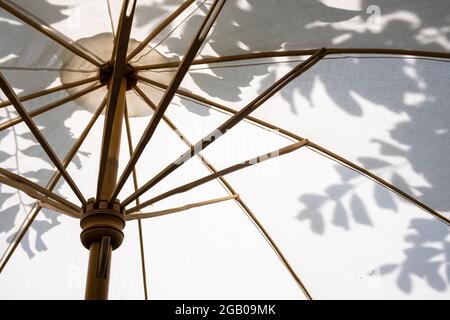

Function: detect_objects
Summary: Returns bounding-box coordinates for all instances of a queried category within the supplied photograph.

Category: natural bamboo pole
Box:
[85,0,138,300]
[97,81,127,201]
[96,0,137,201]
[134,47,450,71]
[85,80,126,300]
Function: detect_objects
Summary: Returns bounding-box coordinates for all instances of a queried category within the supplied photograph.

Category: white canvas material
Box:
[0,0,449,299]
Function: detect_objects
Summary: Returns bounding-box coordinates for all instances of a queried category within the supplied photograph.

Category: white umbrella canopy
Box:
[0,0,449,300]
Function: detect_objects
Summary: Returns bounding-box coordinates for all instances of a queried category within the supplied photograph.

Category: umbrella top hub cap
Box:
[98,63,137,91]
[60,32,174,117]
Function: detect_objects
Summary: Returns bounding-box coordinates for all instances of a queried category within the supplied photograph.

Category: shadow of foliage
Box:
[0,0,449,296]
[0,0,85,259]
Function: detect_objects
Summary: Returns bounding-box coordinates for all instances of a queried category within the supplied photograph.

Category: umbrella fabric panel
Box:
[133,157,231,213]
[11,0,114,47]
[0,210,144,299]
[139,188,306,299]
[165,53,450,216]
[3,0,450,66]
[201,0,450,56]
[109,219,147,300]
[0,188,40,256]
[14,0,448,67]
[53,108,105,200]
[0,213,87,299]
[116,106,227,203]
[0,7,70,70]
[174,57,286,112]
[220,146,450,299]
[0,0,449,300]
[131,83,229,145]
[224,55,450,215]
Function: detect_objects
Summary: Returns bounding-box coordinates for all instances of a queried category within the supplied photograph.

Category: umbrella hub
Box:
[80,198,125,251]
[99,63,137,91]
[60,32,174,117]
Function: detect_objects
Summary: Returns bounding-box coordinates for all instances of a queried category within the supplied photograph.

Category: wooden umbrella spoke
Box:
[0,0,104,67]
[130,86,313,299]
[126,195,239,220]
[0,95,107,274]
[0,167,80,213]
[36,201,77,217]
[0,175,79,217]
[0,72,86,204]
[0,82,104,132]
[110,0,227,203]
[0,75,99,109]
[127,139,308,213]
[96,0,137,201]
[306,142,450,227]
[134,47,450,71]
[121,48,325,207]
[126,0,196,63]
[123,99,149,300]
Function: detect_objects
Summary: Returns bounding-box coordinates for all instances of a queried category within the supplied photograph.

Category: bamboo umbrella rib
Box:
[0,0,103,67]
[123,101,149,300]
[96,0,137,201]
[306,142,450,227]
[137,75,297,131]
[132,86,313,299]
[106,0,116,37]
[126,195,239,220]
[328,48,450,60]
[111,0,227,203]
[37,201,78,217]
[128,139,308,212]
[0,175,79,217]
[0,95,107,274]
[0,75,99,109]
[0,72,86,204]
[0,168,80,213]
[137,76,283,134]
[134,47,450,71]
[122,48,326,207]
[216,178,314,300]
[0,82,104,132]
[126,0,196,62]
[0,208,40,274]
